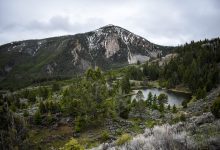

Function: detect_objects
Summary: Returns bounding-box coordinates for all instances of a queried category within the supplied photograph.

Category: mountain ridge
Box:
[0,24,172,89]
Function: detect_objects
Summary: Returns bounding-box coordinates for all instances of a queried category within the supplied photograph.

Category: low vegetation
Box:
[116,133,132,146]
[211,97,220,118]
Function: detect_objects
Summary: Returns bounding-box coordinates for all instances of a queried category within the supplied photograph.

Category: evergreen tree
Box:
[0,99,28,149]
[158,93,168,105]
[167,104,171,110]
[121,75,130,94]
[172,104,177,113]
[151,94,158,109]
[152,100,158,110]
[147,92,153,106]
[136,90,144,101]
[159,103,164,112]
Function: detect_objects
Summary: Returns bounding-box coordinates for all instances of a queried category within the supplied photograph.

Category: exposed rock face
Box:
[71,40,82,65]
[105,34,120,58]
[0,25,172,89]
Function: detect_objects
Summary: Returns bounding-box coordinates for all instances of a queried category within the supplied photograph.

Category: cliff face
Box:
[0,25,172,89]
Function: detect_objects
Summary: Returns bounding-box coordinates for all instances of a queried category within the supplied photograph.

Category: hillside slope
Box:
[0,25,172,89]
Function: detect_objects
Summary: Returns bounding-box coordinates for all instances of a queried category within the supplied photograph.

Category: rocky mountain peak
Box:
[0,25,172,89]
[84,24,163,64]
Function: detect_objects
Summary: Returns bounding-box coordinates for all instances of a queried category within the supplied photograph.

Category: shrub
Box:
[96,124,196,150]
[46,112,53,124]
[145,120,156,128]
[34,110,42,125]
[39,101,46,113]
[23,110,29,117]
[211,97,220,118]
[119,107,130,119]
[116,133,132,146]
[38,86,49,100]
[27,91,36,103]
[101,130,110,141]
[63,138,84,150]
[179,113,186,122]
[182,99,188,108]
[172,104,177,113]
[74,116,86,133]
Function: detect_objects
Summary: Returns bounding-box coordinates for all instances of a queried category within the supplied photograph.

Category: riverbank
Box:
[131,80,191,95]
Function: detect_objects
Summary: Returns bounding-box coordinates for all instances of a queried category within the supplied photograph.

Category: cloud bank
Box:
[0,0,220,46]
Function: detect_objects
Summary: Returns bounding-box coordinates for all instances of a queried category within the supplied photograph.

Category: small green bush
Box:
[211,97,220,118]
[101,130,110,141]
[116,133,132,146]
[145,120,156,128]
[46,112,53,124]
[63,138,84,150]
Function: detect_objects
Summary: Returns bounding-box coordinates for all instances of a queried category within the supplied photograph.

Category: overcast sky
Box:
[0,0,219,46]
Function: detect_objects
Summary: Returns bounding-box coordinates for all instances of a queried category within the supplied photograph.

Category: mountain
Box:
[0,24,172,89]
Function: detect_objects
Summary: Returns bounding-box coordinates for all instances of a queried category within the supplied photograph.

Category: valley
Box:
[0,26,220,150]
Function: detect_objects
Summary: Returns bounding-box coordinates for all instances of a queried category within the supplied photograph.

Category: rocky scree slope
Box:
[0,25,171,89]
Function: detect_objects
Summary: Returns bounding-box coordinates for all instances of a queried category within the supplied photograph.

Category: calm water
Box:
[131,88,191,106]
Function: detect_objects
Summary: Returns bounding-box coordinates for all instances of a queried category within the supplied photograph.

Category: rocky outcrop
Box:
[186,85,220,116]
[104,119,134,135]
[104,34,120,58]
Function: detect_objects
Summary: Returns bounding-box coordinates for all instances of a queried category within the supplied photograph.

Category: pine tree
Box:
[147,92,153,106]
[167,104,171,110]
[172,104,177,113]
[159,103,164,112]
[158,93,168,105]
[136,90,144,101]
[151,94,158,109]
[121,75,130,94]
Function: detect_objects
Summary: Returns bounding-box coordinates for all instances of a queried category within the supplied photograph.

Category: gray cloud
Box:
[0,0,219,46]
